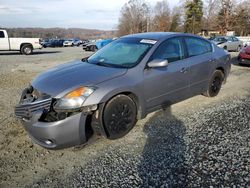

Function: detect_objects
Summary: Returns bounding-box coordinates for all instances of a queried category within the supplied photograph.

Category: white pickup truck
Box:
[0,30,42,55]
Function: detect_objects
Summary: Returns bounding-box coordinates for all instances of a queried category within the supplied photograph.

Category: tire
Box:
[21,45,33,55]
[223,46,227,51]
[203,70,224,97]
[91,45,97,52]
[103,95,137,139]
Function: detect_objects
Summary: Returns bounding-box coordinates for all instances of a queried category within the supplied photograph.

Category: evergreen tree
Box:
[184,0,203,34]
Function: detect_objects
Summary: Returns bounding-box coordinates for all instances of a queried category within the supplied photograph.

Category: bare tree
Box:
[217,0,234,35]
[118,0,150,36]
[231,0,250,36]
[152,1,171,31]
[169,6,182,32]
[203,0,220,30]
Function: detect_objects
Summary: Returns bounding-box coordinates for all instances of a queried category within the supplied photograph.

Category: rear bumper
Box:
[34,43,43,49]
[238,56,250,65]
[21,112,87,149]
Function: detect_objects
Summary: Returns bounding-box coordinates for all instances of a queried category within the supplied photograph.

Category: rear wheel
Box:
[21,45,33,55]
[203,70,224,97]
[103,95,137,139]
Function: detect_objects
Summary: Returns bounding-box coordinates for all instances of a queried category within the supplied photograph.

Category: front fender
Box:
[84,81,146,119]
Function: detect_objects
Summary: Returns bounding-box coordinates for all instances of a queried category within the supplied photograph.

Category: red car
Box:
[238,45,250,65]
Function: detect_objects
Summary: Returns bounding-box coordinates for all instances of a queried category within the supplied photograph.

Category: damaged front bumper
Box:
[14,86,103,149]
[20,112,88,149]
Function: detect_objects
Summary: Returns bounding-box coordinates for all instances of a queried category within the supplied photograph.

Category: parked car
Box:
[84,39,113,52]
[82,40,90,50]
[40,38,49,46]
[72,39,82,46]
[43,39,65,48]
[15,32,231,149]
[209,36,243,51]
[63,39,74,47]
[84,40,97,51]
[0,29,42,55]
[238,45,250,65]
[41,39,52,48]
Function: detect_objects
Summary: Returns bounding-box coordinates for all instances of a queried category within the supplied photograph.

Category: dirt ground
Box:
[0,47,249,187]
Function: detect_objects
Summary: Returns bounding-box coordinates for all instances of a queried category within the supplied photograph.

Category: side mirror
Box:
[148,59,168,68]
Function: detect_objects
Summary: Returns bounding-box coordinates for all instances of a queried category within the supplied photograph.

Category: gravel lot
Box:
[0,48,249,187]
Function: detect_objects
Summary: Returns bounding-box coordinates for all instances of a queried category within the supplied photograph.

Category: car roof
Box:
[121,32,183,40]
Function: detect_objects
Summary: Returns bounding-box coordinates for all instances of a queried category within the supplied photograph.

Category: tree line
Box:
[0,27,116,40]
[118,0,250,36]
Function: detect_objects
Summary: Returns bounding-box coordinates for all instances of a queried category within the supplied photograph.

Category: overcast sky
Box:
[0,0,180,30]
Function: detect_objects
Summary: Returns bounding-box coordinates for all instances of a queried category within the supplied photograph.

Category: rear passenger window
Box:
[185,37,212,57]
[0,31,5,38]
[150,37,184,63]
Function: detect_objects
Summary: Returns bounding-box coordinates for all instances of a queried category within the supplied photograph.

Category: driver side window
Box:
[150,37,184,63]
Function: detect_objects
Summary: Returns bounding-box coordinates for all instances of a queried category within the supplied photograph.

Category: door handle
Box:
[180,67,188,73]
[209,59,216,62]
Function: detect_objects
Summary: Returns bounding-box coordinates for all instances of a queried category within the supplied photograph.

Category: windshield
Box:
[86,38,155,68]
[213,37,227,42]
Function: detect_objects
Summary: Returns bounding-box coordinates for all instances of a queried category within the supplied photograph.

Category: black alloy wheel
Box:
[103,95,137,139]
[203,70,224,97]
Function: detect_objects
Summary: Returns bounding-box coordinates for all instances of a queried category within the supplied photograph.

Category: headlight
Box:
[53,86,95,112]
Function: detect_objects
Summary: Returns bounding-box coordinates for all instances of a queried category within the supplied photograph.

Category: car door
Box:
[0,31,9,50]
[227,37,235,51]
[143,37,190,111]
[183,37,214,95]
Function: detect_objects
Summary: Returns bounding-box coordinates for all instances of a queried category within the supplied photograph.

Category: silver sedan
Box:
[15,32,231,149]
[210,36,243,52]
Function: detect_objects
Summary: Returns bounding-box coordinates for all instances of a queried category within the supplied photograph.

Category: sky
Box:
[0,0,180,30]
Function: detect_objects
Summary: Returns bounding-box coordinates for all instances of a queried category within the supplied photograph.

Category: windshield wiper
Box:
[95,62,113,67]
[81,57,89,63]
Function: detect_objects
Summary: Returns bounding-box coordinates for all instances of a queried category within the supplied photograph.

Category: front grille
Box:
[15,98,52,119]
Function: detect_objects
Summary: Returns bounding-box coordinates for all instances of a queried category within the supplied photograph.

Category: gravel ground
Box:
[71,96,250,188]
[0,48,249,187]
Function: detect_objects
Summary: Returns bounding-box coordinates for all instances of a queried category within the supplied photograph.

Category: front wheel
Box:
[21,45,33,55]
[103,95,137,139]
[203,70,224,97]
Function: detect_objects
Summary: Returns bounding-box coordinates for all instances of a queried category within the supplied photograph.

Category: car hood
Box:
[32,60,127,97]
